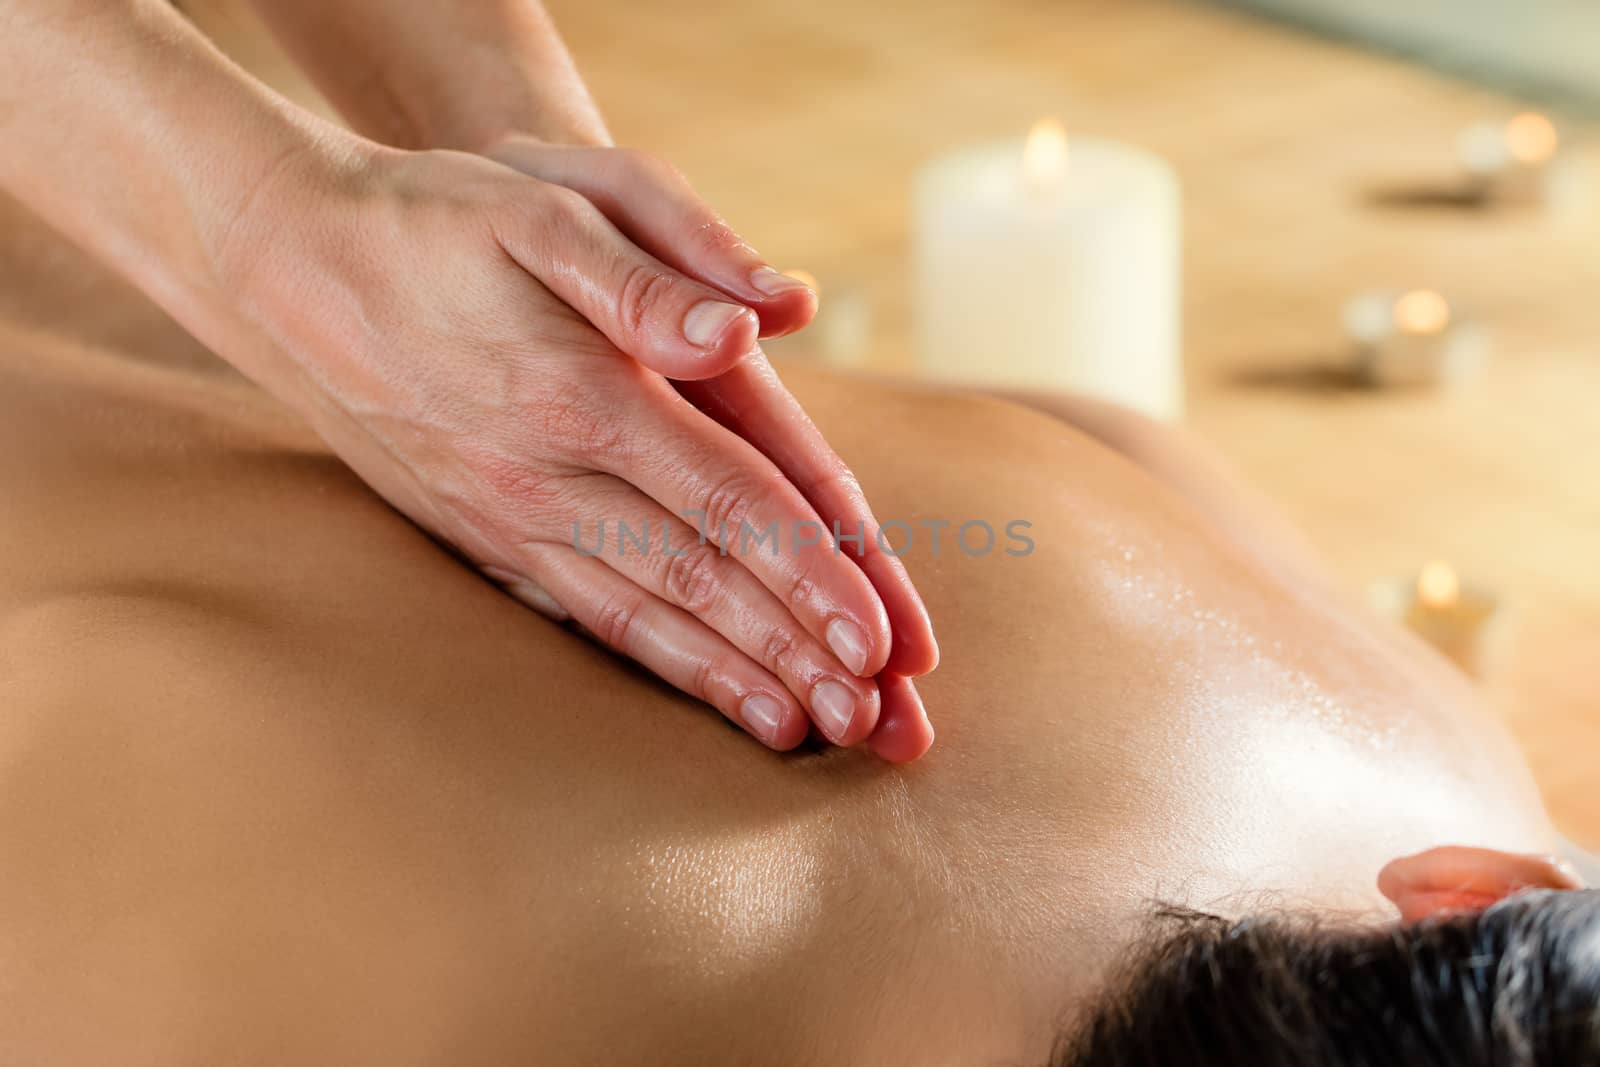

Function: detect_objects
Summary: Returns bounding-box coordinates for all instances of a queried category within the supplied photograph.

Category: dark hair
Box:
[1060,890,1600,1066]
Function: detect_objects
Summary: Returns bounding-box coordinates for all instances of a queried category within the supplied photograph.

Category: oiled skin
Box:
[0,196,1555,1067]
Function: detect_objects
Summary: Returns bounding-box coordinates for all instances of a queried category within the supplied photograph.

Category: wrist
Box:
[185,131,392,399]
[208,131,382,298]
[437,99,611,156]
[246,0,609,153]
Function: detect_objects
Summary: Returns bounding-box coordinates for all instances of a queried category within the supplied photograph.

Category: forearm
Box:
[246,0,608,152]
[0,0,366,368]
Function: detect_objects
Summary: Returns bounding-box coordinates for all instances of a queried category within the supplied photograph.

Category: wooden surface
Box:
[198,0,1599,841]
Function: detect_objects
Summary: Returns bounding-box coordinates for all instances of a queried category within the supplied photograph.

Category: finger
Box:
[676,356,940,676]
[493,182,758,379]
[1377,846,1586,922]
[519,541,810,751]
[867,676,935,763]
[582,378,895,680]
[486,142,817,339]
[480,564,571,621]
[569,478,881,745]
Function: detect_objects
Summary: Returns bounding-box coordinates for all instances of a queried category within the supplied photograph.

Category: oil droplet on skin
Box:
[1098,533,1394,751]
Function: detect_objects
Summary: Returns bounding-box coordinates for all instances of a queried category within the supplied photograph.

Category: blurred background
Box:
[1216,0,1600,111]
[200,0,1599,841]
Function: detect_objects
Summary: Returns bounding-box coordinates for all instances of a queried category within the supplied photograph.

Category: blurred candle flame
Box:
[782,269,819,296]
[1023,118,1070,191]
[1394,290,1451,335]
[1418,560,1461,610]
[1505,112,1559,165]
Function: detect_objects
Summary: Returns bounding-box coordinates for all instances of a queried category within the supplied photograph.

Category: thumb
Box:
[488,141,818,340]
[494,181,758,380]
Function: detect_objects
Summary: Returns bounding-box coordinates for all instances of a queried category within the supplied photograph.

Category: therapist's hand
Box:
[483,136,942,761]
[0,0,936,759]
[238,0,938,757]
[221,144,928,753]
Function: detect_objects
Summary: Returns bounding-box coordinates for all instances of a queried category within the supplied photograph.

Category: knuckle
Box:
[818,464,881,557]
[590,591,642,651]
[662,544,724,616]
[533,393,629,461]
[697,470,771,544]
[619,147,679,183]
[502,181,598,271]
[617,262,678,338]
[689,655,721,705]
[526,183,602,256]
[700,476,748,543]
[786,564,821,617]
[534,181,595,227]
[760,627,802,675]
[690,217,750,259]
[819,460,867,506]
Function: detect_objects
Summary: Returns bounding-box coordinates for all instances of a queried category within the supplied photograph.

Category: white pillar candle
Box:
[913,120,1183,420]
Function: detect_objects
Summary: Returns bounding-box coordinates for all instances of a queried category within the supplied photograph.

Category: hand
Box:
[482,135,941,760]
[219,144,932,756]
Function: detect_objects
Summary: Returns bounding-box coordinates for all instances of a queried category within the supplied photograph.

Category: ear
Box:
[1378,845,1585,922]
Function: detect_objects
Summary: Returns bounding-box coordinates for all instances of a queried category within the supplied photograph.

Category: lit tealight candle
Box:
[1458,112,1568,203]
[1343,289,1489,388]
[765,270,875,368]
[782,269,819,295]
[914,119,1183,419]
[1373,561,1503,677]
[805,273,874,369]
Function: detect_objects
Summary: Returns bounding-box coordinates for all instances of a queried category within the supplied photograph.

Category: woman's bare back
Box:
[0,216,1557,1063]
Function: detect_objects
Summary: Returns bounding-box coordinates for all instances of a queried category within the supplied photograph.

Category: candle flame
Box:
[1417,560,1461,610]
[1505,112,1559,164]
[782,269,819,296]
[1023,118,1069,190]
[1394,290,1451,335]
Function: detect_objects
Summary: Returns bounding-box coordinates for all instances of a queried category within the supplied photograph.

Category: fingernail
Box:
[750,267,813,297]
[810,679,856,743]
[683,300,754,348]
[825,617,871,675]
[740,692,785,746]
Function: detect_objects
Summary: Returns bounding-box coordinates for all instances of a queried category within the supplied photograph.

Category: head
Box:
[1060,847,1598,1066]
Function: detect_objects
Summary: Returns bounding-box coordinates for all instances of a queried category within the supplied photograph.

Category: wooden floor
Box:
[201,0,1599,842]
